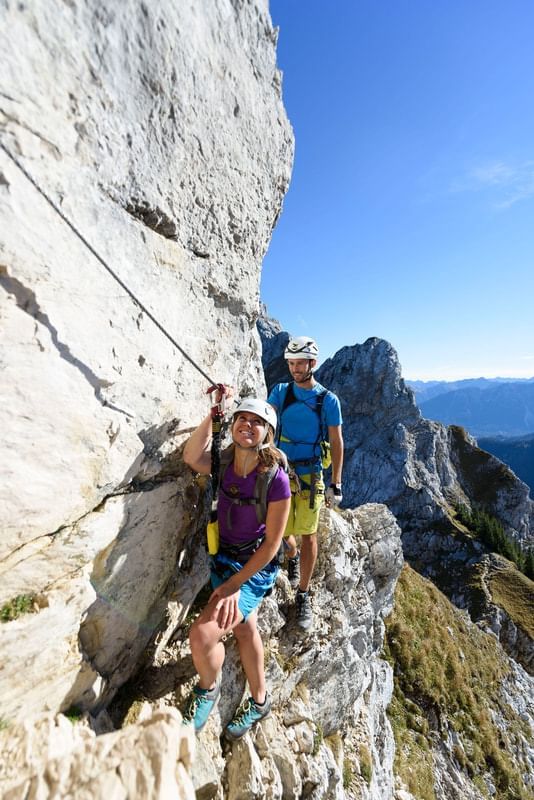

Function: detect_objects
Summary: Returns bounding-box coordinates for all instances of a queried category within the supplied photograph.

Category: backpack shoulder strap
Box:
[273,447,289,472]
[280,381,296,415]
[314,388,330,441]
[218,445,234,489]
[254,459,285,525]
[276,382,295,445]
[279,382,331,444]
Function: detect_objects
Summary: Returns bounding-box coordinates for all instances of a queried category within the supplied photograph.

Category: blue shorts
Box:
[210,553,279,622]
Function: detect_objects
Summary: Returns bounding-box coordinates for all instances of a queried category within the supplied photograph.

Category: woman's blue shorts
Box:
[210,553,279,622]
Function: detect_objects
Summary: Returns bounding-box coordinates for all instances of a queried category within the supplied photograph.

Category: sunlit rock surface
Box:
[0,0,293,719]
[0,708,195,799]
[116,504,404,800]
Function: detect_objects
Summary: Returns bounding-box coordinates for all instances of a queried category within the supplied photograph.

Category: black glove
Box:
[325,483,342,507]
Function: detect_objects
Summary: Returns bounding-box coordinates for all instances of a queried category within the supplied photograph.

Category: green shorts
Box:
[284,473,324,537]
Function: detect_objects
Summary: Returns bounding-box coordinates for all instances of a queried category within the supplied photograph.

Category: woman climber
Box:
[182,390,290,738]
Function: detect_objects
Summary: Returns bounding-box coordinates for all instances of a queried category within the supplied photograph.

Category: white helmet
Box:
[233,398,278,432]
[284,336,319,360]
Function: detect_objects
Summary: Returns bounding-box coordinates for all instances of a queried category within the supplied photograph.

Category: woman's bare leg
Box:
[232,612,266,703]
[189,599,243,689]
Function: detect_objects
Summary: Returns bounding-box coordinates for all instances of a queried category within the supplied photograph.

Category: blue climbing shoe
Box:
[182,676,221,733]
[225,693,272,740]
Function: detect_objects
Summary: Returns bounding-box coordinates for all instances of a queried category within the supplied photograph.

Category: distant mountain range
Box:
[408,376,534,404]
[411,379,534,437]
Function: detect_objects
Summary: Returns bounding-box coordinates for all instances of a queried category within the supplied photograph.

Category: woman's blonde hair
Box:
[257,426,284,472]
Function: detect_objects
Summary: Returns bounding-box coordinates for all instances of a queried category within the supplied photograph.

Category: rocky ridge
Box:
[259,318,534,663]
[317,338,534,672]
[118,504,404,800]
[258,315,534,798]
[0,503,405,800]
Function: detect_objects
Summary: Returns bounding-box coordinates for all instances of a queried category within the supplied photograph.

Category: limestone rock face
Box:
[0,708,196,799]
[132,504,404,800]
[0,0,293,720]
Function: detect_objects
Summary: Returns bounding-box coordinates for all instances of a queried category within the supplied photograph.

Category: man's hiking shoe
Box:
[287,554,300,590]
[182,676,221,732]
[225,694,272,740]
[295,590,313,631]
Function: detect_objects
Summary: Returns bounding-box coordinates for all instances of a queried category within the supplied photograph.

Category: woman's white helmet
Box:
[284,336,319,360]
[233,397,278,432]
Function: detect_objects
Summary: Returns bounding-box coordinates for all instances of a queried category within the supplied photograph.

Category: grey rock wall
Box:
[257,305,290,390]
[318,339,534,670]
[0,0,293,720]
[315,338,534,549]
[114,504,404,800]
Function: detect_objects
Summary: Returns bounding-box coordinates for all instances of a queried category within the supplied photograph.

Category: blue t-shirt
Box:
[268,382,342,475]
[218,464,291,548]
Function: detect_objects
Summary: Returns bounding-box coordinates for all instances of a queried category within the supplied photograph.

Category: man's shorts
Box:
[210,553,279,622]
[284,473,325,537]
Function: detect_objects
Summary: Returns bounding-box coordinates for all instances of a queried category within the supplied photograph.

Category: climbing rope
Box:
[0,140,218,386]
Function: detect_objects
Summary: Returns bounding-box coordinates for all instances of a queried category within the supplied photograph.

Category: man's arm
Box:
[328,425,344,485]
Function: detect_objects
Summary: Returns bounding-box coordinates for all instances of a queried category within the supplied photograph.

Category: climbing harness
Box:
[276,381,332,508]
[0,141,217,386]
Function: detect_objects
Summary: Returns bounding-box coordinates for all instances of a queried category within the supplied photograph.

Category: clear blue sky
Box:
[261,0,534,381]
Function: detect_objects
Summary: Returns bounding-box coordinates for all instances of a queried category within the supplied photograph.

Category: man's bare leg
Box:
[284,534,298,559]
[298,532,317,593]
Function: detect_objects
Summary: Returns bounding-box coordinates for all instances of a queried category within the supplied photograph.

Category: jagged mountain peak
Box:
[317,337,418,423]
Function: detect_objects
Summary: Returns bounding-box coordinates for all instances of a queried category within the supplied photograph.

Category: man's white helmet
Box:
[284,336,319,360]
[233,398,278,432]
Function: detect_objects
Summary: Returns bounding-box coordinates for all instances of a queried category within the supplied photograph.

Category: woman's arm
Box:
[183,414,213,475]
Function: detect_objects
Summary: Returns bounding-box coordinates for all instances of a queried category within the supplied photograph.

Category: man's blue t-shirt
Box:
[268,381,342,475]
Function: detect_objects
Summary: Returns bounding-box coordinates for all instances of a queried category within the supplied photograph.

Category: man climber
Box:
[268,336,343,630]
